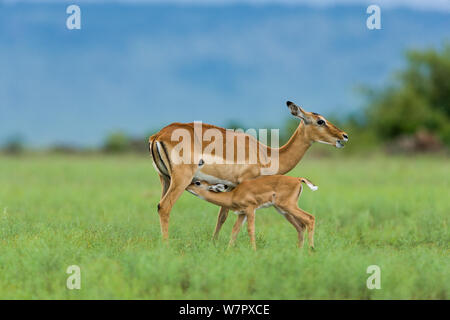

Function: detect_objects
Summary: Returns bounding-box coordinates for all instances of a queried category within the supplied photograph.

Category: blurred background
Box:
[0,0,449,154]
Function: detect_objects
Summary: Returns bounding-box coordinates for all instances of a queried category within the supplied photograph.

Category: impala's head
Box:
[286,101,349,148]
[186,180,208,197]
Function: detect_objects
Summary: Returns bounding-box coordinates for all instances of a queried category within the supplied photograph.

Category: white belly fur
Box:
[194,170,236,187]
[257,202,273,209]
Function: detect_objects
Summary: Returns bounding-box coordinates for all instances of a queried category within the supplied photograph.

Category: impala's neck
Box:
[191,188,233,208]
[275,121,312,175]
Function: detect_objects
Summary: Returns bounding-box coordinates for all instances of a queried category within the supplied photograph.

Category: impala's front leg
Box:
[212,169,257,240]
[157,167,195,240]
[245,208,256,250]
[228,213,246,247]
[212,206,229,240]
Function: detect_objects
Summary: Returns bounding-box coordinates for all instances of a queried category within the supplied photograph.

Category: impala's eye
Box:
[317,119,325,126]
[195,181,201,186]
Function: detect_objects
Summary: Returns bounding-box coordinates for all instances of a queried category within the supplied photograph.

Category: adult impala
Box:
[149,101,348,240]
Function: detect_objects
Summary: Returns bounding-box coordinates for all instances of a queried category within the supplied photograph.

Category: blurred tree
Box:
[3,134,25,154]
[365,44,450,145]
[49,144,81,154]
[280,118,298,145]
[225,120,246,131]
[129,137,149,154]
[103,131,131,153]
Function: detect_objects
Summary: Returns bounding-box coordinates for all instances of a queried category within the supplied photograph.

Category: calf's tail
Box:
[300,178,318,191]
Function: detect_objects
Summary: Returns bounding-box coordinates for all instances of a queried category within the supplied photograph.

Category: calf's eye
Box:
[195,181,201,186]
[317,119,325,125]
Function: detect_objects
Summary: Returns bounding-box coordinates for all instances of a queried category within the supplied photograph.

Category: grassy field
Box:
[0,153,448,299]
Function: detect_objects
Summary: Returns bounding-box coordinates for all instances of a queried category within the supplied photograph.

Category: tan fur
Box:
[149,101,347,240]
[187,176,317,250]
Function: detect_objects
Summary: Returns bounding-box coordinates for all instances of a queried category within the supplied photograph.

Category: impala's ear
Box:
[286,101,312,124]
[207,184,227,193]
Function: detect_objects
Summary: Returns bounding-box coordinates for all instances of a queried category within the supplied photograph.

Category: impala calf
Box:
[187,174,318,250]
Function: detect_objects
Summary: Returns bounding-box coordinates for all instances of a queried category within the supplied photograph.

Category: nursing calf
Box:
[187,175,318,250]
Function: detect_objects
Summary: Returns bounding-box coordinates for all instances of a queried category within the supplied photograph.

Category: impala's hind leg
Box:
[159,174,170,198]
[280,205,315,249]
[293,207,315,248]
[282,212,307,248]
[157,167,195,240]
[303,210,316,248]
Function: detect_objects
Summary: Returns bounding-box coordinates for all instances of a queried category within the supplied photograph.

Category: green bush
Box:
[365,44,450,145]
[102,131,131,153]
[2,134,25,154]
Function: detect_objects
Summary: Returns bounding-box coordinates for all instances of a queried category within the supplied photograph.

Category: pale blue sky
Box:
[0,1,449,146]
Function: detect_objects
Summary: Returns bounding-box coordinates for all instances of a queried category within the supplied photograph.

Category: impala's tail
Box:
[300,178,318,191]
[149,135,172,178]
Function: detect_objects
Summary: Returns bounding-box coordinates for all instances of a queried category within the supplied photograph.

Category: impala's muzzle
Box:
[336,134,349,148]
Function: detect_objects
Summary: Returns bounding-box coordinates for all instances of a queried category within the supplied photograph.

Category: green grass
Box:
[0,153,448,299]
